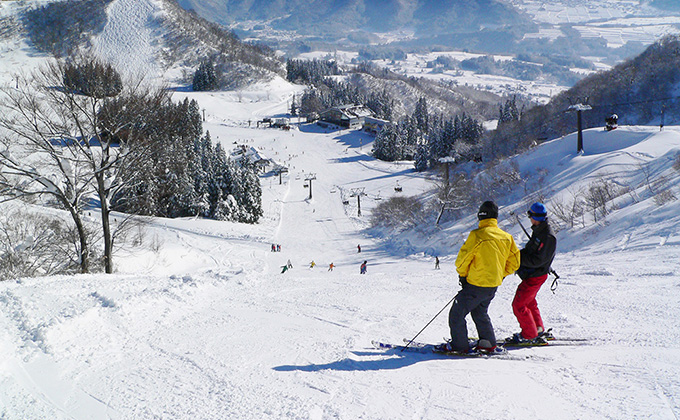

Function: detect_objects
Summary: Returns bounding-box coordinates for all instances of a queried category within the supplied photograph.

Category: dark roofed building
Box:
[319,104,374,130]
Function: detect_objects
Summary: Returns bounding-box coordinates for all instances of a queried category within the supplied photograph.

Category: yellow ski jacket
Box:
[455,218,520,288]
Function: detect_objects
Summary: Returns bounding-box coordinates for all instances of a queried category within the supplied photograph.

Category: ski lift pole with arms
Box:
[510,211,560,293]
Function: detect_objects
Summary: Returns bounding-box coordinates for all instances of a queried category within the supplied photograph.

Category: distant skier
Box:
[281,265,289,274]
[435,201,520,355]
[360,260,367,274]
[328,263,335,271]
[506,202,557,345]
[277,244,281,252]
[271,244,276,252]
[435,256,440,270]
[287,259,293,269]
[309,260,316,268]
[357,244,361,253]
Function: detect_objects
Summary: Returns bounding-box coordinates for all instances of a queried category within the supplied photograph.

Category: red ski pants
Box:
[512,274,548,340]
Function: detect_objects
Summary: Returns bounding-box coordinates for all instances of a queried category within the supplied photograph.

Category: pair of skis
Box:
[372,336,588,358]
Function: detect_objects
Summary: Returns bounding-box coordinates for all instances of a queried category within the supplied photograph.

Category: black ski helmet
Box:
[477,201,498,220]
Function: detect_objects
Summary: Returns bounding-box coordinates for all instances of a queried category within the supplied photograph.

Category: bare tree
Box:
[0,55,166,273]
[0,70,92,272]
[0,208,88,278]
[433,172,474,224]
[370,196,424,231]
[583,175,620,222]
[551,187,586,229]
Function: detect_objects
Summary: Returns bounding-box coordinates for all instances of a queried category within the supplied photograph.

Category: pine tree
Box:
[63,58,123,98]
[237,166,263,223]
[225,159,262,223]
[414,142,429,172]
[193,59,219,91]
[400,116,420,160]
[372,123,401,161]
[441,118,457,156]
[190,134,210,217]
[212,143,237,221]
[414,97,429,133]
[498,96,520,127]
[290,94,298,116]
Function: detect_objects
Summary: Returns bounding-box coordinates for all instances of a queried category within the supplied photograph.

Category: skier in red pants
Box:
[507,202,557,344]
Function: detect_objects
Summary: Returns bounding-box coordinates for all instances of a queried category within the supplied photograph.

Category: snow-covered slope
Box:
[0,0,281,88]
[90,0,163,81]
[1,78,680,418]
[0,1,679,419]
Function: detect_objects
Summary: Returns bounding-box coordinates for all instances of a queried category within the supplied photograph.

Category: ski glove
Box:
[459,276,468,287]
[516,266,534,280]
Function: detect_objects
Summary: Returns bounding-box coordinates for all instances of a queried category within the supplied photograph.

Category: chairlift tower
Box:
[305,173,316,199]
[276,166,288,185]
[350,188,367,217]
[438,156,455,191]
[568,103,592,153]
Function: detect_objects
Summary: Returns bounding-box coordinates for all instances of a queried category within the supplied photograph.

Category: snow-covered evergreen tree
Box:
[414,142,429,172]
[192,59,219,91]
[236,165,263,224]
[414,97,429,133]
[372,123,402,161]
[224,159,262,224]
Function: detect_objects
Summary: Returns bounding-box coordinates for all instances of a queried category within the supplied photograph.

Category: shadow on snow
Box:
[272,349,473,372]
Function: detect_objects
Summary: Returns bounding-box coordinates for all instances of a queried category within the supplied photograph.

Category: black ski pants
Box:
[448,284,498,352]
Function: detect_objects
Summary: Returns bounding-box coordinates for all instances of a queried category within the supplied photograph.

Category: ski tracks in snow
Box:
[91,0,162,80]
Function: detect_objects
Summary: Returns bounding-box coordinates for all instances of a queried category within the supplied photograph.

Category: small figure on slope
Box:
[434,256,440,270]
[328,263,335,271]
[360,260,367,274]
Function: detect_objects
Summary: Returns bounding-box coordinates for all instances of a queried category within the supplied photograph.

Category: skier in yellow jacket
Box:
[436,201,520,355]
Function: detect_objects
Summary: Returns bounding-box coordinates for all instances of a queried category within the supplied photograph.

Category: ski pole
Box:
[402,295,456,351]
[511,211,531,239]
[510,211,561,293]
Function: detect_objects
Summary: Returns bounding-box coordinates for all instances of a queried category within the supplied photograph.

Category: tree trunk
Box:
[61,198,89,273]
[97,174,113,274]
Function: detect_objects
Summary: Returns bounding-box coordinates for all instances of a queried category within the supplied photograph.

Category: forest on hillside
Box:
[491,35,680,157]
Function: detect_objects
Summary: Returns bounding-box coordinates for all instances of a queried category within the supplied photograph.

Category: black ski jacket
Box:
[516,220,556,280]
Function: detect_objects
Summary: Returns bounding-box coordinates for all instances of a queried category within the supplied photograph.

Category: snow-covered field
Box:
[297,49,565,103]
[296,1,680,103]
[2,87,680,419]
[1,1,680,419]
[512,0,680,47]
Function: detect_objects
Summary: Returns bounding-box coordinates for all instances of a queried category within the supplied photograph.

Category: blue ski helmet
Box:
[528,202,547,221]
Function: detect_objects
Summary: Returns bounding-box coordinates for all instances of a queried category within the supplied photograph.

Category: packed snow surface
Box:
[90,0,163,80]
[0,1,679,419]
[1,88,679,419]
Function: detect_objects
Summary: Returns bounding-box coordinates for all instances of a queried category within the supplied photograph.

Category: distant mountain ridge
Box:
[177,0,534,38]
[8,0,283,87]
[490,35,680,159]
